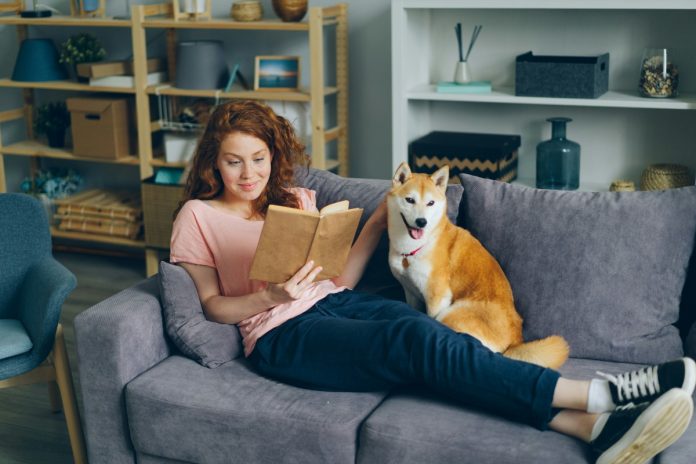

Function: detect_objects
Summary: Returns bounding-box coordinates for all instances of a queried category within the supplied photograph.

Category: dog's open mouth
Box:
[401,214,424,240]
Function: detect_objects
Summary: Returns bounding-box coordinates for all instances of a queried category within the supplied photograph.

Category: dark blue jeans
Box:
[248,290,560,430]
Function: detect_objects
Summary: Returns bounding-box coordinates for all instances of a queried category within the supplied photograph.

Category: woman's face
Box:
[216,132,272,203]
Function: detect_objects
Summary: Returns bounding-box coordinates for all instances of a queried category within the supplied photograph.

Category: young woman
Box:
[171,100,695,464]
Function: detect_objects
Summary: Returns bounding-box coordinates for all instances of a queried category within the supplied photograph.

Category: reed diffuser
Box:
[453,23,482,84]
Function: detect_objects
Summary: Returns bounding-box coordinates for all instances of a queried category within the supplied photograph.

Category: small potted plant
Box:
[34,101,71,148]
[58,33,106,80]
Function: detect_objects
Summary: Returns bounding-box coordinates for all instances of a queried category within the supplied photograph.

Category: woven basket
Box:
[640,164,694,191]
[142,179,185,249]
[609,180,636,192]
[231,1,263,21]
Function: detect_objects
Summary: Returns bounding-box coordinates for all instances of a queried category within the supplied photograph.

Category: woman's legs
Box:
[249,290,560,429]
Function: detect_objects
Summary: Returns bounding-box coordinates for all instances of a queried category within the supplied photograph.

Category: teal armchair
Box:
[0,193,86,464]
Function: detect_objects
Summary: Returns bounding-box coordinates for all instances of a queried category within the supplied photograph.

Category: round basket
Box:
[231,1,263,22]
[609,180,636,192]
[640,164,694,191]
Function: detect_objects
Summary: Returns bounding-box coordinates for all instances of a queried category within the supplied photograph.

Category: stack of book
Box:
[77,57,167,88]
[436,80,492,94]
[53,189,143,240]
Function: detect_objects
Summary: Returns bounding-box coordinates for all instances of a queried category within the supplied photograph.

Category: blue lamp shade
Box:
[12,39,68,82]
[175,41,229,90]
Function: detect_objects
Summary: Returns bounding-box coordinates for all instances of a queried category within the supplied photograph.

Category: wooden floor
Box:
[0,252,145,464]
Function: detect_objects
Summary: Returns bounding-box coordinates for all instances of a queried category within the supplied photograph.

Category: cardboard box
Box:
[141,177,185,249]
[164,132,199,163]
[77,57,165,79]
[67,97,134,159]
[409,131,521,183]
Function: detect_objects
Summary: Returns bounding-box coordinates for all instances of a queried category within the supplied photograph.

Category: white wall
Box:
[0,0,394,188]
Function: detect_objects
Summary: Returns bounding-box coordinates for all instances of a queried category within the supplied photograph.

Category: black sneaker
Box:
[598,357,696,408]
[592,388,693,464]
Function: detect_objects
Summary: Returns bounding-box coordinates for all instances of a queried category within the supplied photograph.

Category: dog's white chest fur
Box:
[389,250,431,311]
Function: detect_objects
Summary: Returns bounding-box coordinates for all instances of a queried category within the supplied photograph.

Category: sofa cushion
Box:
[357,357,696,464]
[457,175,696,364]
[125,355,387,464]
[159,261,242,367]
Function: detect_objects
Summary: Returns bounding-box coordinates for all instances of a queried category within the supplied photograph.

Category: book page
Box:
[307,208,363,280]
[319,200,349,215]
[248,206,320,283]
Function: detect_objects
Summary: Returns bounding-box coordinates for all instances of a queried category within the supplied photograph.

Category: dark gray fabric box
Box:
[515,51,609,98]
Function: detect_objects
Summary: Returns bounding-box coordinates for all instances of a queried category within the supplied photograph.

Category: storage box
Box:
[142,177,185,249]
[77,57,165,79]
[409,131,521,183]
[67,97,134,159]
[515,51,609,99]
[164,132,199,163]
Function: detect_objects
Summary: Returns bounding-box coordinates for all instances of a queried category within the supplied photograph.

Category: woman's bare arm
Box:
[180,260,323,324]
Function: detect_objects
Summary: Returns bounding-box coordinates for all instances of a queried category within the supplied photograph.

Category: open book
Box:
[249,200,363,283]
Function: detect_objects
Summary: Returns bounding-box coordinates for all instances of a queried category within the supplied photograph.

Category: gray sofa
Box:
[75,168,696,463]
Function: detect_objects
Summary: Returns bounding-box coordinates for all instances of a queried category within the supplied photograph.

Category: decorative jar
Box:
[639,48,679,98]
[272,0,307,22]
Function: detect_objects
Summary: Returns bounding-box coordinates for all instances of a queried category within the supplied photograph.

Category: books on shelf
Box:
[89,71,167,88]
[77,57,165,79]
[436,80,492,94]
[249,201,363,283]
[53,189,143,239]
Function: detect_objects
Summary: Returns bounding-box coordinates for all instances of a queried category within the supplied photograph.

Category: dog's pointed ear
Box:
[392,162,412,187]
[431,166,449,193]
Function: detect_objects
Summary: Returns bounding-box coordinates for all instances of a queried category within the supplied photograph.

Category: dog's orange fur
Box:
[388,164,569,369]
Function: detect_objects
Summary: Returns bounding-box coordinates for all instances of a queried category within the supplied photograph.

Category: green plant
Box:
[58,33,106,65]
[34,102,70,136]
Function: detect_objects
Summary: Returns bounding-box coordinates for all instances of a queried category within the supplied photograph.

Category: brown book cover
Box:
[249,201,363,283]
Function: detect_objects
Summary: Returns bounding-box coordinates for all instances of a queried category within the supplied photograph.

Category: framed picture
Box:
[254,55,300,91]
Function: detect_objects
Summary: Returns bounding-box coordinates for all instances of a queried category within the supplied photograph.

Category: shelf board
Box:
[0,78,136,94]
[401,0,696,10]
[151,158,188,168]
[514,178,609,192]
[0,140,140,165]
[146,84,339,102]
[142,17,322,31]
[406,85,696,110]
[51,227,145,248]
[0,15,131,27]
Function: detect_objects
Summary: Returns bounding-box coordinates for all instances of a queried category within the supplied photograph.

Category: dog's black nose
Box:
[415,218,427,228]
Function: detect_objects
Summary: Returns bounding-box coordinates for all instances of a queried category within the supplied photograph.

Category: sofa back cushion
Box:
[159,261,242,367]
[457,174,696,364]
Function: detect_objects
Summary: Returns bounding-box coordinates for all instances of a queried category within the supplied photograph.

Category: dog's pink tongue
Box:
[408,228,424,240]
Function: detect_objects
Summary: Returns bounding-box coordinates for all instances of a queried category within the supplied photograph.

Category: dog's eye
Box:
[426,200,435,207]
[405,197,415,204]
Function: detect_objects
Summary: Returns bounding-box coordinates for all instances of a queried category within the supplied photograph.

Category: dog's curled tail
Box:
[503,335,570,370]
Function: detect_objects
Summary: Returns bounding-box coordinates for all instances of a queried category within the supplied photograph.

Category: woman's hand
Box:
[265,260,323,306]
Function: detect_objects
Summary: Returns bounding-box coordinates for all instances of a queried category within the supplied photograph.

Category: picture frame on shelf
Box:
[254,55,300,91]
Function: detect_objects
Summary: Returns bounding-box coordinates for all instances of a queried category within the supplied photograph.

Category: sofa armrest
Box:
[74,277,170,464]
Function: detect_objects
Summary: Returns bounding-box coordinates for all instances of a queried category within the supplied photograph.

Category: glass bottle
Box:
[536,117,580,190]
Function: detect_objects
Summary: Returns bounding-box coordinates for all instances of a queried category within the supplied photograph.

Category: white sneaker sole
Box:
[681,357,696,396]
[596,388,693,464]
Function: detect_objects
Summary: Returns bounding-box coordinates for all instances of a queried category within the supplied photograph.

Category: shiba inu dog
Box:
[387,162,569,369]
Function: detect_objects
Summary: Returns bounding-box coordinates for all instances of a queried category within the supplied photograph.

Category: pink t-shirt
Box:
[169,188,346,356]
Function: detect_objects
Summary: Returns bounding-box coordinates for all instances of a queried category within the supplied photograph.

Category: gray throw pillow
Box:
[457,174,696,364]
[159,261,242,367]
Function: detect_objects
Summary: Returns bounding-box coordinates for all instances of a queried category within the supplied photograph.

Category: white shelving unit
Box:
[392,0,696,190]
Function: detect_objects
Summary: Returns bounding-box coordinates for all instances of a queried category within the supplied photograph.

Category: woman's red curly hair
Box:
[174,100,309,218]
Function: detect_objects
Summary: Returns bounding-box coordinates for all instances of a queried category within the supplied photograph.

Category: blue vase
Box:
[536,117,580,190]
[12,39,68,82]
